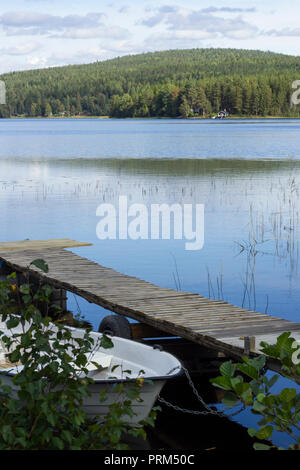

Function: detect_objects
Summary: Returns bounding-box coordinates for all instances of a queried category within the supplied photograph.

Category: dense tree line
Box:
[0,48,300,118]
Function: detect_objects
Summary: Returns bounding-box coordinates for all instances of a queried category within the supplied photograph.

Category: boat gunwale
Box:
[0,363,183,383]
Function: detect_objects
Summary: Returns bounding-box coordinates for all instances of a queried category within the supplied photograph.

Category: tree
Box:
[118,93,134,117]
[30,102,38,117]
[44,102,52,117]
[195,86,208,115]
[179,96,191,118]
[76,93,82,114]
[1,49,300,118]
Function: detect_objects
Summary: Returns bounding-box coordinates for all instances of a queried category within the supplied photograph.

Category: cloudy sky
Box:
[0,0,300,73]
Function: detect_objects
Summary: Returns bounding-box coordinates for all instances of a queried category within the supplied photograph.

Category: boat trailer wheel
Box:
[98,315,132,339]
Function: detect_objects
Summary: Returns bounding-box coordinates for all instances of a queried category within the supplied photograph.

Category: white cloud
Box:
[0,11,105,35]
[52,25,130,40]
[0,41,41,55]
[141,7,259,40]
[26,55,47,67]
[0,1,299,74]
[201,7,256,14]
[266,28,300,37]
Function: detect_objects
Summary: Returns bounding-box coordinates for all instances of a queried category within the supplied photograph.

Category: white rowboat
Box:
[0,323,182,425]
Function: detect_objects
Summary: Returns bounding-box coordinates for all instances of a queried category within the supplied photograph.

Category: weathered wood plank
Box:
[0,239,92,252]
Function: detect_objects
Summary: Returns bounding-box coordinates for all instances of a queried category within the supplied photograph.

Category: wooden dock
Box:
[0,239,300,363]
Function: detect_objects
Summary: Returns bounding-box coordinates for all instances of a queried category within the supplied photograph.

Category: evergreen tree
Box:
[0,48,300,118]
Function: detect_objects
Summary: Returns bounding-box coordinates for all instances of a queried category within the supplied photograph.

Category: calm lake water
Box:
[0,118,299,449]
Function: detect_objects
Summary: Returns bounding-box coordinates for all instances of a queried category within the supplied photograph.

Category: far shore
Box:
[5,114,300,120]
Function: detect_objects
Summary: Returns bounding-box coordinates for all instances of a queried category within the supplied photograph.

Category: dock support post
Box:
[244,336,256,355]
[50,288,67,312]
[0,260,10,280]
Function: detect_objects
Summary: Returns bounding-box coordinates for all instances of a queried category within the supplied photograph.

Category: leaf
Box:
[264,395,276,408]
[8,349,20,363]
[100,333,114,349]
[250,380,261,396]
[253,400,266,413]
[276,332,293,349]
[261,332,295,364]
[236,363,259,380]
[1,425,13,444]
[19,284,30,295]
[52,437,64,450]
[257,393,266,403]
[30,259,49,273]
[253,443,271,450]
[234,383,252,403]
[279,388,296,402]
[222,391,239,407]
[254,355,266,370]
[6,316,20,329]
[210,375,232,390]
[90,361,105,372]
[248,428,257,437]
[61,430,72,444]
[23,294,33,305]
[220,361,235,378]
[256,425,273,440]
[268,374,279,388]
[230,376,243,389]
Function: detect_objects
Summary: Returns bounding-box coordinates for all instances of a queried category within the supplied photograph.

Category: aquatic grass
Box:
[235,175,300,280]
[206,263,224,301]
[170,253,181,291]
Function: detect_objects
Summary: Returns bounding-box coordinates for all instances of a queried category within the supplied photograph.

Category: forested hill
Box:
[1,48,300,118]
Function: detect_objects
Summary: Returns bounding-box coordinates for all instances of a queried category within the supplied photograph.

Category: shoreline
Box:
[6,115,300,120]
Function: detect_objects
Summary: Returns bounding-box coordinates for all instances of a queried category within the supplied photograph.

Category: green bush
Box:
[211,332,300,450]
[0,260,158,449]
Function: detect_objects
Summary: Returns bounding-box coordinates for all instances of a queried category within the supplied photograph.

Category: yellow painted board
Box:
[0,239,92,252]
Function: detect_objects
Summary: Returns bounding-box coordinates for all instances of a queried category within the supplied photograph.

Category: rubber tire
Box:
[98,315,132,339]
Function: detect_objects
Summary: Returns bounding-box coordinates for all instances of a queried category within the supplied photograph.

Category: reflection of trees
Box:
[43,157,300,178]
[5,156,300,178]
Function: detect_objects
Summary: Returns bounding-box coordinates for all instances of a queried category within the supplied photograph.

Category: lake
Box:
[0,118,299,449]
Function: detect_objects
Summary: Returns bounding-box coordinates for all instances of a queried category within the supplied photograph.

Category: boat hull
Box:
[85,379,165,424]
[0,373,166,425]
[0,324,182,426]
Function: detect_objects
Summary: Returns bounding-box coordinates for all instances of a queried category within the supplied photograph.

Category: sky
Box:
[0,0,300,73]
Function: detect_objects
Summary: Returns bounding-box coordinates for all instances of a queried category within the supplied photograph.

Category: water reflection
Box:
[0,156,299,327]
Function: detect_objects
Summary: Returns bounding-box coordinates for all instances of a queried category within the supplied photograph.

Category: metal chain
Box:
[73,293,82,317]
[158,365,245,418]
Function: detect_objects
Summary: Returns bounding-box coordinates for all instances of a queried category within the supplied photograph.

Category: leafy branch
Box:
[0,261,158,449]
[210,333,300,450]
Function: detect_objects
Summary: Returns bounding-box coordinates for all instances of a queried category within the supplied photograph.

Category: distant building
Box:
[212,109,229,119]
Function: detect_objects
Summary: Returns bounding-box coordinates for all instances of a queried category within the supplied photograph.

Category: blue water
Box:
[0,118,299,159]
[0,118,299,448]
